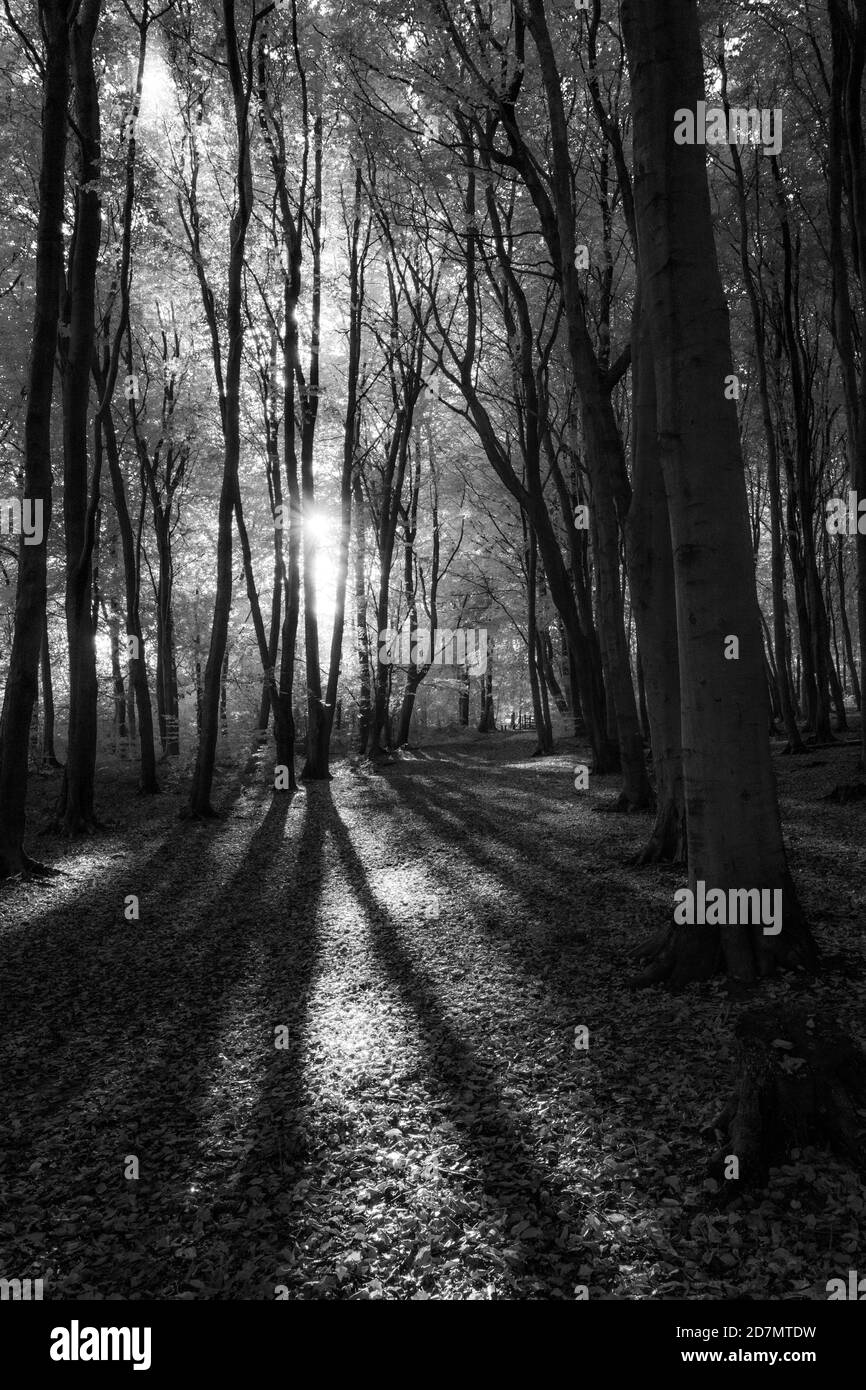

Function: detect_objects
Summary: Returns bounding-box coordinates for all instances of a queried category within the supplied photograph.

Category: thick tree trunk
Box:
[621,0,817,985]
[627,291,684,863]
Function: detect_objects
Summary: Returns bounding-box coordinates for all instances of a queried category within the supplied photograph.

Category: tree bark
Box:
[57,0,103,835]
[40,619,60,768]
[98,400,159,789]
[621,0,817,986]
[477,641,495,733]
[627,290,684,862]
[300,115,328,780]
[353,469,371,754]
[189,0,255,815]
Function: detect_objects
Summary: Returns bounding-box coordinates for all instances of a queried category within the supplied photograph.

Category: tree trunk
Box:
[477,639,495,732]
[720,46,805,755]
[353,470,371,754]
[526,521,553,753]
[771,155,835,744]
[99,402,159,788]
[220,649,229,739]
[40,619,60,769]
[621,0,817,986]
[458,671,469,727]
[105,593,128,755]
[189,0,254,816]
[828,0,866,769]
[155,517,179,757]
[305,163,364,777]
[193,586,203,736]
[541,631,568,714]
[836,536,861,708]
[300,116,329,781]
[627,290,684,863]
[525,0,650,809]
[57,0,103,836]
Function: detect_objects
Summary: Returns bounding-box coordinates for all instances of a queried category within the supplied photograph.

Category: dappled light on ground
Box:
[1,738,864,1298]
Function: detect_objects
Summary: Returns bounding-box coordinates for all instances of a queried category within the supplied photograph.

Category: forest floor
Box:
[1,729,865,1300]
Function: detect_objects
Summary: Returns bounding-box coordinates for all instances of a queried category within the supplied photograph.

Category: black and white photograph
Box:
[0,0,864,1366]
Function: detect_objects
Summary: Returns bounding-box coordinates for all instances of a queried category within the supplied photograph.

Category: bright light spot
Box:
[304,505,331,547]
[139,51,175,126]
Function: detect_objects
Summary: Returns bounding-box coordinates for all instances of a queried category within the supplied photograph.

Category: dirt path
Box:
[1,736,864,1299]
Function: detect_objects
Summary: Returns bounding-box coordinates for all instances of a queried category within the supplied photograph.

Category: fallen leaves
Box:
[0,739,864,1298]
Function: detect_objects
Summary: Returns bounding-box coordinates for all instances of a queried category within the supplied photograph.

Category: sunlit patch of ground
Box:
[1,731,863,1298]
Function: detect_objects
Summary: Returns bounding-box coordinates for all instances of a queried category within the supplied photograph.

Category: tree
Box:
[621,0,817,986]
[56,0,103,834]
[184,0,259,817]
[0,0,70,875]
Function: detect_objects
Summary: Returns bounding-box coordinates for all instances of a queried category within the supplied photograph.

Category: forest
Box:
[1,0,865,1318]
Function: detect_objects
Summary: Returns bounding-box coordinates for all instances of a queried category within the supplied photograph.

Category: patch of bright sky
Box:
[138,46,175,127]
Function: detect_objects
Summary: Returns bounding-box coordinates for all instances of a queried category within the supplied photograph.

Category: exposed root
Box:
[21,851,61,878]
[708,1006,866,1188]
